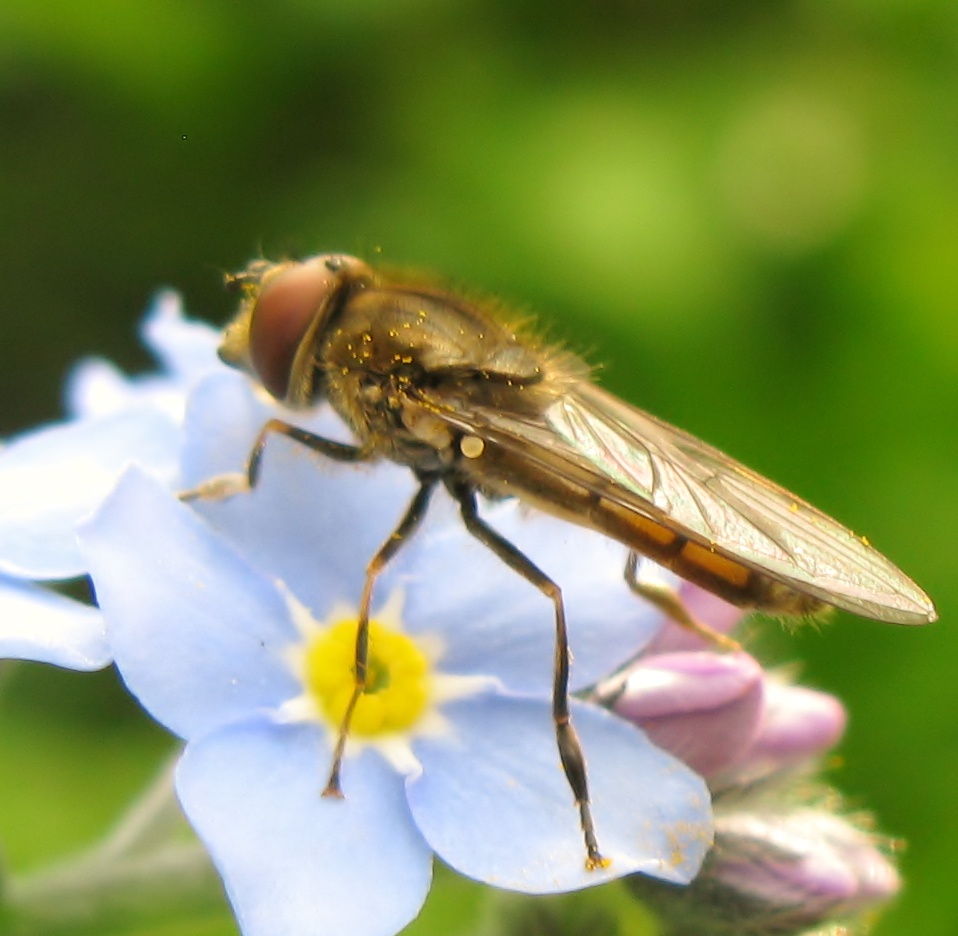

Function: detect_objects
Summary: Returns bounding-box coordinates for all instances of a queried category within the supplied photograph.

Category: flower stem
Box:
[2,757,228,935]
[4,840,225,936]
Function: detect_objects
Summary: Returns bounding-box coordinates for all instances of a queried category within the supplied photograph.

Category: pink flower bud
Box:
[709,810,901,928]
[712,681,847,790]
[607,651,765,778]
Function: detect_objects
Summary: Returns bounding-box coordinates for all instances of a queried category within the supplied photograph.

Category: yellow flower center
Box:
[303,618,431,736]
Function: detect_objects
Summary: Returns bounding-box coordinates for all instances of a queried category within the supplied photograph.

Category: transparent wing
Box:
[423,380,936,625]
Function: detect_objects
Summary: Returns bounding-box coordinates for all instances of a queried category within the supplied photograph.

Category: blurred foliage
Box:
[0,1,955,934]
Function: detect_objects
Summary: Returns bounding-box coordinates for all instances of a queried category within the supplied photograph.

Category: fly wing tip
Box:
[892,596,938,626]
[844,587,937,625]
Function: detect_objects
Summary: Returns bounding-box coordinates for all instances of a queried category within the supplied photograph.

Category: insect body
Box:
[209,252,937,868]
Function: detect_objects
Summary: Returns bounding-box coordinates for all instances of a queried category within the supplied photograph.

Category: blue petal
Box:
[140,291,221,381]
[65,358,141,420]
[78,467,300,739]
[399,495,668,693]
[177,718,432,936]
[180,373,418,615]
[0,576,109,670]
[407,694,711,892]
[0,408,181,579]
[65,361,196,425]
[178,372,280,483]
[66,295,219,421]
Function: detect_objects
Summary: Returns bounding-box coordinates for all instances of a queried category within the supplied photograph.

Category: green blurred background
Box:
[0,1,955,934]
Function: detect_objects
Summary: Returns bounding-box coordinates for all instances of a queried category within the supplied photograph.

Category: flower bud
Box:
[630,809,900,936]
[605,650,765,778]
[711,681,847,791]
[603,579,899,935]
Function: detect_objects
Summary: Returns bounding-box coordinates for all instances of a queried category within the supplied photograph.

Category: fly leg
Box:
[180,419,436,796]
[625,552,740,651]
[179,418,369,503]
[450,481,608,871]
[322,477,437,797]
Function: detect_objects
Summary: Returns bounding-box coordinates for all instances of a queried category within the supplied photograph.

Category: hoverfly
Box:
[193,252,936,870]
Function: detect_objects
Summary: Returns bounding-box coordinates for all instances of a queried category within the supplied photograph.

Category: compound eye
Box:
[248,254,367,399]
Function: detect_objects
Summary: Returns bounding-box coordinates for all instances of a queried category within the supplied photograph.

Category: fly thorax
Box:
[315,365,384,449]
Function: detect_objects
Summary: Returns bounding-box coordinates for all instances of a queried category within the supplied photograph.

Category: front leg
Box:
[179,417,370,502]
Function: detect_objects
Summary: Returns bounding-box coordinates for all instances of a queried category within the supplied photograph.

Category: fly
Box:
[186,252,937,870]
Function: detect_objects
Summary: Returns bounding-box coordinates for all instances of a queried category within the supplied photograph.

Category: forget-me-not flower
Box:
[74,368,713,936]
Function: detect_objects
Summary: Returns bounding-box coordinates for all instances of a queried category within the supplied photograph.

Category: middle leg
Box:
[450,481,608,871]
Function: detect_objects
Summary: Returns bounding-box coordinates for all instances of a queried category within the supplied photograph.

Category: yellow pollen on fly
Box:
[304,619,431,736]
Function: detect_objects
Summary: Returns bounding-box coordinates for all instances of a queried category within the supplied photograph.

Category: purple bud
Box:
[709,810,901,928]
[609,567,898,935]
[629,808,900,935]
[710,681,847,791]
[607,651,765,778]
